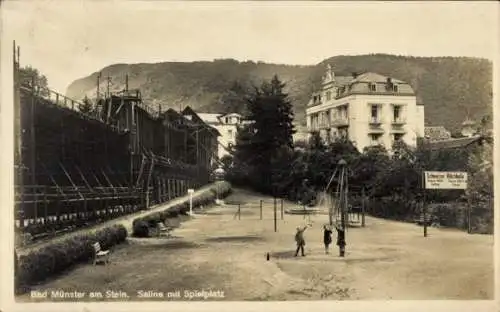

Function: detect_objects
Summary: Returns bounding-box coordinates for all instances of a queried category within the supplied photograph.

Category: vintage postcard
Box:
[0,1,498,312]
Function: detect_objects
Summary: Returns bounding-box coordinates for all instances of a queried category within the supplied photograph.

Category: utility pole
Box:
[107,75,111,98]
[14,41,24,229]
[97,72,102,100]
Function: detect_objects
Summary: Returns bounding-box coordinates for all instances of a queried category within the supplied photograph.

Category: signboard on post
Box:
[424,171,468,190]
[421,171,468,238]
[188,189,194,215]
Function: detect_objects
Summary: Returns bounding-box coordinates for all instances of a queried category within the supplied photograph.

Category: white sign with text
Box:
[424,171,467,190]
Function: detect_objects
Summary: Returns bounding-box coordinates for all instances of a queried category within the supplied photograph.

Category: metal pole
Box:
[361,187,366,227]
[274,197,277,232]
[189,191,193,216]
[238,204,241,220]
[467,193,472,234]
[422,170,427,237]
[280,199,284,220]
[260,199,263,220]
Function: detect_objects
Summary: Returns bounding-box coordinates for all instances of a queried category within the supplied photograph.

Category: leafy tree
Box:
[78,96,94,115]
[466,139,493,233]
[19,66,49,96]
[230,75,296,194]
[351,145,390,192]
[218,80,249,115]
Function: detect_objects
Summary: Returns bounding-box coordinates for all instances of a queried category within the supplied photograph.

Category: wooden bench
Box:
[157,221,173,238]
[92,242,110,265]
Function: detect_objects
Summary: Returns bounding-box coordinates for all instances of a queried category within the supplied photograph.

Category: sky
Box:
[1,1,498,94]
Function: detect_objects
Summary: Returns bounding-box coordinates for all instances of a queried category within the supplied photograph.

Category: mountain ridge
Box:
[66,54,492,133]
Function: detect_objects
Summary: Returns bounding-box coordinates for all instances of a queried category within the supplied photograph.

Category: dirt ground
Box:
[17,188,494,301]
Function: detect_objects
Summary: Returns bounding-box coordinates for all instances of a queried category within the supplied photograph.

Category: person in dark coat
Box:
[294,225,309,257]
[334,223,346,257]
[323,225,333,254]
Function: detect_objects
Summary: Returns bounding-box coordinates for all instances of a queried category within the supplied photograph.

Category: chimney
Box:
[352,72,358,78]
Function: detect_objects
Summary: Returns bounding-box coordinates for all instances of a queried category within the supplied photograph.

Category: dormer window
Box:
[326,91,331,101]
[369,83,376,92]
[225,117,229,123]
[393,85,399,92]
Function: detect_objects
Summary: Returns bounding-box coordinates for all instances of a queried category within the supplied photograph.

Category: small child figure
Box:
[323,224,333,254]
[294,224,309,257]
[334,222,346,257]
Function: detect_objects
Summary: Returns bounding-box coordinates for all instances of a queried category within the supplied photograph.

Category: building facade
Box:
[305,65,425,152]
[198,112,246,159]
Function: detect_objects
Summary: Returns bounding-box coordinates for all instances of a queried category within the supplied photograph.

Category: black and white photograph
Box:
[0,1,498,311]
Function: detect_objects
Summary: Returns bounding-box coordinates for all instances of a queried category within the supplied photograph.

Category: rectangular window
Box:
[225,117,229,123]
[228,129,233,138]
[369,83,376,92]
[393,134,404,141]
[393,106,401,121]
[326,91,331,101]
[393,85,399,92]
[371,105,378,120]
[370,134,380,145]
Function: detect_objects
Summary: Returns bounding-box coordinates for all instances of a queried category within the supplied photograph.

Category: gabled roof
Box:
[428,136,484,150]
[197,113,222,124]
[349,72,405,84]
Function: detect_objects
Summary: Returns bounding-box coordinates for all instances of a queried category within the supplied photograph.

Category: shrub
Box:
[15,224,128,294]
[132,220,150,237]
[131,181,232,237]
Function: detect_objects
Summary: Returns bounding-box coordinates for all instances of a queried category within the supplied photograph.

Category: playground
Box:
[17,187,494,301]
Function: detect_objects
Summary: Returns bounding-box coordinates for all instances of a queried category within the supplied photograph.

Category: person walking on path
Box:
[294,224,310,257]
[334,223,346,257]
[323,224,333,254]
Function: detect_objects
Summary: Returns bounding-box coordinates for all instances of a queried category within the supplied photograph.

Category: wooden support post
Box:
[30,76,37,223]
[421,170,428,238]
[167,179,172,200]
[280,199,284,220]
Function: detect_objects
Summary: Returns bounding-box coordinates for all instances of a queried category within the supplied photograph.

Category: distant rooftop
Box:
[197,113,222,124]
[427,135,484,150]
[425,126,452,141]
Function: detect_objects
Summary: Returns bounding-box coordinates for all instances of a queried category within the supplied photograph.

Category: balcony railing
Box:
[318,121,331,129]
[331,118,349,127]
[369,117,382,125]
[392,118,406,125]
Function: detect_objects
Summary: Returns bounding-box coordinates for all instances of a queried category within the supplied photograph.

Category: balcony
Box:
[318,121,331,130]
[331,117,349,128]
[369,117,382,125]
[391,118,406,125]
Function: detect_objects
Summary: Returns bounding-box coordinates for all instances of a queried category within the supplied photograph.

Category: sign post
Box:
[188,188,194,216]
[423,171,468,237]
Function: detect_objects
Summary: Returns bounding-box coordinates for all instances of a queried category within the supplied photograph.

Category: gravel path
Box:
[17,187,494,301]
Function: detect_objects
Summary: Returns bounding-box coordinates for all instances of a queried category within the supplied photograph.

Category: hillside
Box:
[66,54,492,133]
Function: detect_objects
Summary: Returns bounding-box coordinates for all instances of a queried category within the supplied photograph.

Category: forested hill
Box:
[66,54,492,133]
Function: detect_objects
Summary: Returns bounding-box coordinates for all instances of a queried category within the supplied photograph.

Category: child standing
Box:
[294,225,309,257]
[334,223,346,257]
[323,225,333,254]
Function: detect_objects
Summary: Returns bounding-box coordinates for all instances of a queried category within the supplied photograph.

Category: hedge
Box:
[367,196,493,234]
[132,181,232,237]
[15,224,128,294]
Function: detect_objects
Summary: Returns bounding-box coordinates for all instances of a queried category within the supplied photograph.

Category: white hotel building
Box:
[305,65,425,152]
